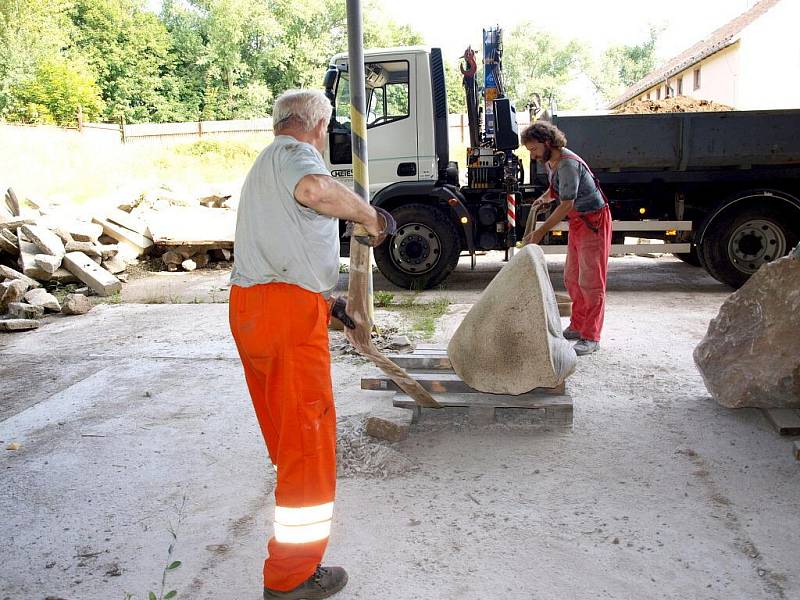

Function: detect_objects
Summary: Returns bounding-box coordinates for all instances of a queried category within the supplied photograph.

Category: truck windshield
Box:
[332,60,409,130]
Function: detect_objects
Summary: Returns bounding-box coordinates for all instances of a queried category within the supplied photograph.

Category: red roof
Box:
[608,0,783,108]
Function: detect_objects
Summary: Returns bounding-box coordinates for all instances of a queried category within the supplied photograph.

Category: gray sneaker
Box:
[573,339,599,356]
[264,565,348,599]
[563,326,581,340]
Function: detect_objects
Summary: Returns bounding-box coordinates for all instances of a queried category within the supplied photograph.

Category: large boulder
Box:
[693,251,800,409]
[447,244,576,395]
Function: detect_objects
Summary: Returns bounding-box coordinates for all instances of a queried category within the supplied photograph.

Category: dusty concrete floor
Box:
[1,256,799,600]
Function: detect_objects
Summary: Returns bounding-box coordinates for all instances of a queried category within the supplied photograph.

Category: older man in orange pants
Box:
[229,89,392,599]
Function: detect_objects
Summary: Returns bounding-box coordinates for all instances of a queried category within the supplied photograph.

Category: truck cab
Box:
[324,47,438,193]
[323,45,527,290]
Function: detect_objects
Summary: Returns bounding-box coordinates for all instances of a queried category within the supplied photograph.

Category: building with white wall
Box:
[609,0,800,110]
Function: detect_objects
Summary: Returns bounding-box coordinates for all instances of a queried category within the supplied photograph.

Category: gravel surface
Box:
[1,256,798,600]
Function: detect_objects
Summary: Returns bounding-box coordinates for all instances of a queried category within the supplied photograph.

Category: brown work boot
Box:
[263,565,348,599]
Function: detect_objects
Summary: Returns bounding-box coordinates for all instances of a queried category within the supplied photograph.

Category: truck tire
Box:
[674,246,701,267]
[373,203,462,289]
[698,205,798,288]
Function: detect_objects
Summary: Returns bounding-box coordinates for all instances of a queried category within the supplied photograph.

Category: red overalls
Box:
[549,152,612,342]
[229,282,337,592]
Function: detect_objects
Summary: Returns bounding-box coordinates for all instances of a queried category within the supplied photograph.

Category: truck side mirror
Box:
[323,66,338,92]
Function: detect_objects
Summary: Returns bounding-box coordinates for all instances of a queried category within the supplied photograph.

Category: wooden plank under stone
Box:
[762,409,800,436]
[392,392,572,410]
[362,372,565,395]
[63,251,121,296]
[386,354,452,370]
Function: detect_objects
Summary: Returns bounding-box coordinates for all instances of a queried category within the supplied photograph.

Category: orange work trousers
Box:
[229,282,337,592]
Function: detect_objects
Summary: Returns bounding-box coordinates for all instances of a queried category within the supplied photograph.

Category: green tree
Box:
[69,0,187,122]
[587,26,660,103]
[502,23,586,111]
[444,60,467,114]
[0,0,75,119]
[8,55,104,124]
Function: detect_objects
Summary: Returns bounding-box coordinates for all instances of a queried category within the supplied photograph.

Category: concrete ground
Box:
[1,255,799,600]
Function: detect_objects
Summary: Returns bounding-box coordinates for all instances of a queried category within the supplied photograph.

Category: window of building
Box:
[693,67,701,90]
[677,77,684,96]
[656,87,661,100]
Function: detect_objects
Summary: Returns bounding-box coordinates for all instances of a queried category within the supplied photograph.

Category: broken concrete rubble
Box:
[61,293,93,316]
[447,244,577,395]
[24,287,61,312]
[1,279,30,312]
[21,224,65,258]
[0,266,40,289]
[34,254,61,274]
[0,318,39,332]
[63,252,121,297]
[365,406,414,442]
[694,252,800,409]
[7,302,44,319]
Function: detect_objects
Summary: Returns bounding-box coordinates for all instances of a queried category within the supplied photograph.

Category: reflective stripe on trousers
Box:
[229,282,337,592]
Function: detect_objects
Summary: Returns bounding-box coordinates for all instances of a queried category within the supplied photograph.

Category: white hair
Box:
[272,89,332,132]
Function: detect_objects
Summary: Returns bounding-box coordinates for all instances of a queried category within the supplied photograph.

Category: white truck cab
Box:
[323,47,438,195]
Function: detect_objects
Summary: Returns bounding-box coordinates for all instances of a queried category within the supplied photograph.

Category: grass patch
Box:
[374,291,394,307]
[382,295,450,339]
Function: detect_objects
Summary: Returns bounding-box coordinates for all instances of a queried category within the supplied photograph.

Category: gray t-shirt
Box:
[230,135,340,293]
[548,149,605,213]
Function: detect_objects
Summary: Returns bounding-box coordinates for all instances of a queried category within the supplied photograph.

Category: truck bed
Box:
[552,109,800,172]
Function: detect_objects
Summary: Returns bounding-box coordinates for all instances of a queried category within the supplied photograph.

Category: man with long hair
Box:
[521,121,612,355]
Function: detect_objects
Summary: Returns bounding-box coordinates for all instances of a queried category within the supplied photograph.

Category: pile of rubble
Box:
[0,185,238,332]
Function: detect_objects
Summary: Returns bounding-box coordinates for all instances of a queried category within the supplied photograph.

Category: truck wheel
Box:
[674,246,701,267]
[698,206,798,288]
[373,203,462,289]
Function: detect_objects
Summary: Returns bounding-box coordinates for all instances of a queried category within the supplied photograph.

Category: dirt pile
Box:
[616,97,733,114]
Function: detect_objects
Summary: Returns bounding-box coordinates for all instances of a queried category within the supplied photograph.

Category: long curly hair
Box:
[520,121,567,148]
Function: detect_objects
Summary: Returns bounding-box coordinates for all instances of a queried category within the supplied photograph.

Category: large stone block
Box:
[447,245,576,395]
[694,253,800,409]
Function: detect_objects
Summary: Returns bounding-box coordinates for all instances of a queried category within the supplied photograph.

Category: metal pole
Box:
[345,0,374,322]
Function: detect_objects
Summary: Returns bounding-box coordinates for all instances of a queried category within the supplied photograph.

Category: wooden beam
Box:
[392,392,572,410]
[363,372,565,395]
[386,354,452,370]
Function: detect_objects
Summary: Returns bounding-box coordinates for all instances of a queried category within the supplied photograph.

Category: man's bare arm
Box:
[536,199,573,233]
[294,174,381,236]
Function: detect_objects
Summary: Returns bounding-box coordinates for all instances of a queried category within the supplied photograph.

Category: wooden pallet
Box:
[363,345,573,430]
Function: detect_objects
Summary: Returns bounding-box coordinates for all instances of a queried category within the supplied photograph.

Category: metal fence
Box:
[77,113,534,145]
